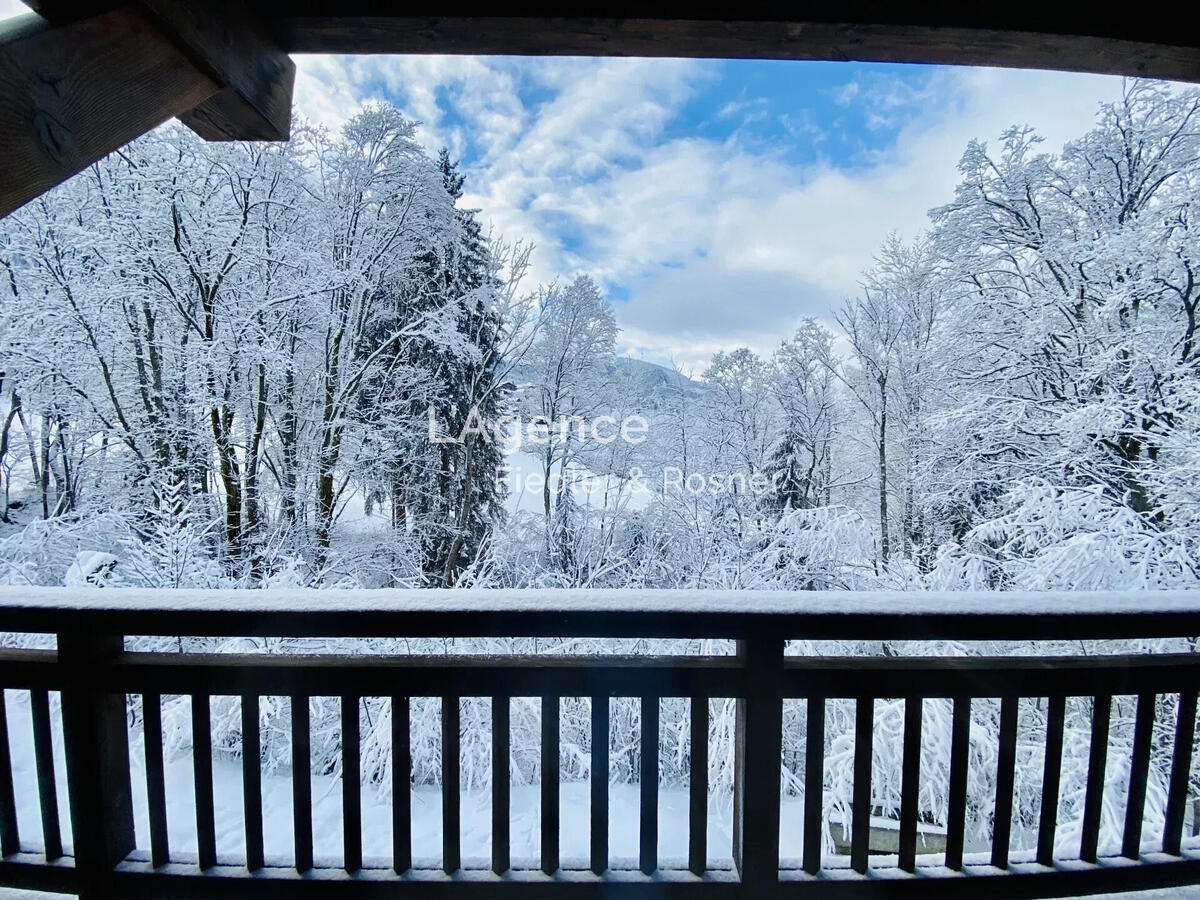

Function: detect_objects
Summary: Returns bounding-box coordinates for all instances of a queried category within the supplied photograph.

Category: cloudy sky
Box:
[286,57,1134,371]
[2,2,1134,370]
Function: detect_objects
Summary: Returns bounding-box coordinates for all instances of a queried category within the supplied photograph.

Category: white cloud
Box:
[293,54,708,289]
[290,54,1136,367]
[530,65,1128,364]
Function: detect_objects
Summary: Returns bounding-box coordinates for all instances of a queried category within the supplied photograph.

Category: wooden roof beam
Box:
[0,2,295,218]
[251,6,1200,83]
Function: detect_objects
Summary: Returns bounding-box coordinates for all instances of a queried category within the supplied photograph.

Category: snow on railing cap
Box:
[1,586,1199,639]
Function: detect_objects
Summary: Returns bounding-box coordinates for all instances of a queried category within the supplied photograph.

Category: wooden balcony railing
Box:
[0,587,1199,898]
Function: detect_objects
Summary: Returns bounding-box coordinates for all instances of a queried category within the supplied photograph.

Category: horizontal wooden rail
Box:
[199,5,1200,84]
[3,587,1200,638]
[0,588,1197,899]
[108,653,747,697]
[782,653,1200,698]
[8,649,1199,698]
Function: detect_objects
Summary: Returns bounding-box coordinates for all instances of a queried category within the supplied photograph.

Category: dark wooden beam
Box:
[23,1,295,140]
[248,5,1200,83]
[1,1,294,217]
[137,0,294,140]
[0,9,219,218]
[25,0,1200,84]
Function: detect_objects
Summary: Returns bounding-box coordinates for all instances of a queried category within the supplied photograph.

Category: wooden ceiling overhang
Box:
[4,2,1198,216]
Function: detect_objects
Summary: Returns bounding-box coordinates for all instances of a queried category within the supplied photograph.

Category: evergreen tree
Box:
[358,150,509,584]
[437,151,511,585]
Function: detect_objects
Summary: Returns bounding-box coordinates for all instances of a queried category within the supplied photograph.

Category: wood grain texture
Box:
[0,691,19,857]
[56,632,135,899]
[138,0,294,140]
[943,696,970,870]
[18,1,1200,84]
[0,8,217,218]
[142,693,170,868]
[27,0,295,140]
[260,13,1200,83]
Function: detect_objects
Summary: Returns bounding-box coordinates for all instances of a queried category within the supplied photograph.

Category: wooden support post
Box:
[0,10,217,217]
[135,0,295,141]
[57,632,134,900]
[732,637,783,892]
[1,1,295,218]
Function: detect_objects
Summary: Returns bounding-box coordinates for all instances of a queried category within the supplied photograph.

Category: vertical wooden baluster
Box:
[1037,694,1066,866]
[850,697,873,874]
[192,694,216,870]
[640,695,659,875]
[291,695,312,874]
[897,696,922,873]
[541,694,559,875]
[57,633,134,900]
[342,695,361,873]
[1164,689,1198,856]
[944,697,970,871]
[492,696,510,875]
[1080,694,1111,863]
[0,690,18,857]
[30,689,62,860]
[442,696,461,874]
[802,696,825,875]
[143,693,168,867]
[392,696,411,874]
[241,694,263,872]
[591,696,609,875]
[1122,692,1156,860]
[991,696,1019,870]
[732,639,784,893]
[689,695,708,876]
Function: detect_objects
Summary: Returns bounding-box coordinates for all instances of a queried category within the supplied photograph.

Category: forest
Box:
[1,80,1199,859]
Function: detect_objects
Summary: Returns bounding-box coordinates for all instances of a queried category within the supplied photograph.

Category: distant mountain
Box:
[504,356,705,407]
[609,356,704,399]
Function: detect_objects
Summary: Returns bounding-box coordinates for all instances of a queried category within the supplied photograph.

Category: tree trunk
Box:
[242,358,268,582]
[210,404,243,565]
[0,391,19,522]
[278,358,300,531]
[15,403,42,519]
[314,361,344,573]
[877,377,890,565]
[38,412,52,519]
[442,438,475,587]
[52,418,74,515]
[542,445,554,519]
[391,480,407,531]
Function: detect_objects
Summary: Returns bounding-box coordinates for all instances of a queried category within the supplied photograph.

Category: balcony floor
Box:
[2,889,1196,899]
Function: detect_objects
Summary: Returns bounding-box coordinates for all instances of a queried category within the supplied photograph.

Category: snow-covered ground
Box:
[3,690,965,871]
[3,690,1190,878]
[5,690,737,867]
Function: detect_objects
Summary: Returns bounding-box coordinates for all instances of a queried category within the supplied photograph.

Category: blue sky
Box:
[289,53,1130,370]
[431,60,926,174]
[0,1,1133,371]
